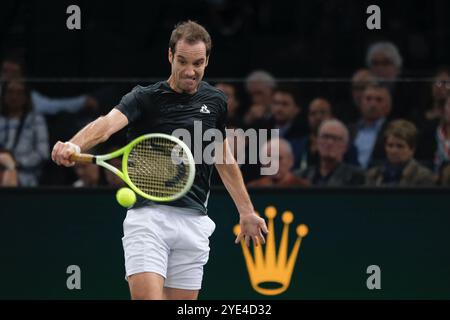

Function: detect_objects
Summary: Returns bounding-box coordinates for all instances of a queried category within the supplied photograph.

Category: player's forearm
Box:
[69,116,112,152]
[68,109,128,152]
[216,161,255,216]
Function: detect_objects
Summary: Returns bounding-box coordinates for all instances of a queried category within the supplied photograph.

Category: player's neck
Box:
[167,76,198,95]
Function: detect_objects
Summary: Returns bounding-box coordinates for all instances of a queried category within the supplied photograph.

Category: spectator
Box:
[366,120,436,187]
[351,69,377,110]
[343,69,377,123]
[416,68,450,164]
[0,149,18,186]
[434,94,450,172]
[269,84,307,138]
[296,119,365,187]
[424,67,450,122]
[0,80,49,186]
[0,55,98,115]
[365,41,412,119]
[215,82,243,127]
[247,138,309,187]
[296,97,333,171]
[366,42,402,82]
[243,70,276,128]
[350,83,391,169]
[267,85,307,166]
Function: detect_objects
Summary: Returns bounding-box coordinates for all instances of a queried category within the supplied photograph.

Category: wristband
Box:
[2,163,15,171]
[66,142,81,154]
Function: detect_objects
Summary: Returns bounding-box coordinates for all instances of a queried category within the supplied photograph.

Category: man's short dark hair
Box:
[363,82,391,98]
[169,20,212,57]
[273,84,301,107]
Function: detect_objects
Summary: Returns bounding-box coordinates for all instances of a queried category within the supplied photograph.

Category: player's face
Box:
[168,40,208,94]
[385,135,414,165]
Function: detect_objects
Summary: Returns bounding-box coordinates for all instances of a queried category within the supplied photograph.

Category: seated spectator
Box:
[365,41,413,119]
[424,67,450,122]
[266,85,307,168]
[247,138,309,187]
[296,97,333,171]
[269,84,308,138]
[1,54,98,115]
[335,69,377,124]
[296,119,365,187]
[415,68,450,164]
[215,82,243,127]
[366,42,402,83]
[0,149,18,186]
[350,83,391,169]
[243,70,275,128]
[0,80,49,186]
[366,120,436,187]
[434,94,450,172]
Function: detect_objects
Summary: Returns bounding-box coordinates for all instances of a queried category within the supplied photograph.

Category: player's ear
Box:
[205,56,209,67]
[168,48,173,64]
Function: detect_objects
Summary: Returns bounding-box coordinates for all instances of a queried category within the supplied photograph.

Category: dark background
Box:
[1,0,449,83]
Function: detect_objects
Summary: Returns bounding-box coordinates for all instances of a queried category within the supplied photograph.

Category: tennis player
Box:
[51,21,268,300]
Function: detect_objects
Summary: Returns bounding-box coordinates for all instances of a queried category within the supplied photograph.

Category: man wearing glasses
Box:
[295,119,365,187]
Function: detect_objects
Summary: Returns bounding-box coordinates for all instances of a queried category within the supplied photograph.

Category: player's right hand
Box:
[51,141,80,167]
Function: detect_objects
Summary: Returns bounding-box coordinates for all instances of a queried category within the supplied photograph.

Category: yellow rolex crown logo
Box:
[234,206,308,296]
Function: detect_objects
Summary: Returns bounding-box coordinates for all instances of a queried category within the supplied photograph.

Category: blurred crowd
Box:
[1,40,450,188]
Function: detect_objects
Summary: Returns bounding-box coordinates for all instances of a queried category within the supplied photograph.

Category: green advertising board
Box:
[1,188,449,299]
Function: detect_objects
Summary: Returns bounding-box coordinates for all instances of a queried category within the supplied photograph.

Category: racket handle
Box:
[69,153,95,163]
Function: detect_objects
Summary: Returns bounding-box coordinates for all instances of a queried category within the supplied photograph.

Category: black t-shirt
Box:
[115,80,228,214]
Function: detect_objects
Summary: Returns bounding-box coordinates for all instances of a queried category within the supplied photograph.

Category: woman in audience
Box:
[0,80,49,186]
[366,120,436,187]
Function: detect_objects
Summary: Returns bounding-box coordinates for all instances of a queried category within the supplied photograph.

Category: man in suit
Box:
[296,119,365,187]
[349,83,392,169]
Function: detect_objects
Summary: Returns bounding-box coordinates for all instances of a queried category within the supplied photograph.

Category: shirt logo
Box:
[200,104,211,114]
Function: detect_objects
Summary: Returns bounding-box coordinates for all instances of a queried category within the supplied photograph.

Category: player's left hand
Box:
[235,212,268,247]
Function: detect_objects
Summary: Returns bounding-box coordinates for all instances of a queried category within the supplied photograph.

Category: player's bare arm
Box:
[215,138,268,247]
[51,108,128,167]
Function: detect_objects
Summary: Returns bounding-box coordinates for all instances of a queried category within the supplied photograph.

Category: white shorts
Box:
[122,204,216,290]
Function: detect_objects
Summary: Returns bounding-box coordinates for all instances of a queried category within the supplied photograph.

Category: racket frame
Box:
[73,133,196,202]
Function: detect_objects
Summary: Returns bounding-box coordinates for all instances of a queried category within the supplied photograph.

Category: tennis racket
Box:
[69,133,195,202]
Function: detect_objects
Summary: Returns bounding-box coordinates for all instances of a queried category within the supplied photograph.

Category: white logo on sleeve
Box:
[200,104,211,114]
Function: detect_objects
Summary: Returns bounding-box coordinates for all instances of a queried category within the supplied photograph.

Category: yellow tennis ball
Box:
[116,187,136,208]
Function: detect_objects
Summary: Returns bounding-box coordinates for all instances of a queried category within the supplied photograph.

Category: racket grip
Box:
[69,153,95,163]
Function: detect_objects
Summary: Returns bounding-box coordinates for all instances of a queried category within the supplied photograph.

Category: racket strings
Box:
[127,137,191,198]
